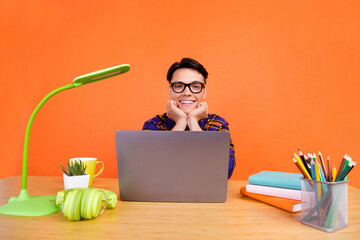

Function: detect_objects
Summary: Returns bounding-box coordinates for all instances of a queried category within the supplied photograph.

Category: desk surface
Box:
[0,176,359,239]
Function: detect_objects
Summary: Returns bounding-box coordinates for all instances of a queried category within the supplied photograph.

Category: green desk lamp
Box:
[0,64,130,216]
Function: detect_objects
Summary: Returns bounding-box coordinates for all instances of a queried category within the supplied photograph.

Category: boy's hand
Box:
[188,102,208,122]
[167,100,187,129]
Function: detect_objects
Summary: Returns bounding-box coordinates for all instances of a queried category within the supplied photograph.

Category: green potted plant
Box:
[61,159,90,189]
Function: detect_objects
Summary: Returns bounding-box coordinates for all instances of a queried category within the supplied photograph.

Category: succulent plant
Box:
[61,159,87,176]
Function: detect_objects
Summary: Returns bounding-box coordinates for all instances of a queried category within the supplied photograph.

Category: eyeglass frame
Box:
[170,81,206,94]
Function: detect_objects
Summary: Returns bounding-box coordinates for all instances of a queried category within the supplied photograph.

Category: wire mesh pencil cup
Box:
[301,178,348,232]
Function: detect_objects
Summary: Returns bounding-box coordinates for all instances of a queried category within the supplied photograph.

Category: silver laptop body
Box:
[115,131,229,203]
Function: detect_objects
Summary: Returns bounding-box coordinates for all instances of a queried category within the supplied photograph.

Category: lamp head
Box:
[73,64,130,87]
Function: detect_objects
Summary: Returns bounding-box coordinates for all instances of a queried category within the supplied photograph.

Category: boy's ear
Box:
[203,88,207,99]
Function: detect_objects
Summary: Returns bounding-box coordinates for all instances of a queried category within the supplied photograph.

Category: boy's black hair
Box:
[166,58,208,83]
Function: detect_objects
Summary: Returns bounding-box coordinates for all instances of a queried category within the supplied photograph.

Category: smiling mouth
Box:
[179,100,196,104]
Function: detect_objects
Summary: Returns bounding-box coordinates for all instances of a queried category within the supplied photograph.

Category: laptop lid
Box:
[115,131,229,203]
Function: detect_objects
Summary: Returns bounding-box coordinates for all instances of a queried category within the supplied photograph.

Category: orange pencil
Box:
[292,157,311,179]
[293,153,312,179]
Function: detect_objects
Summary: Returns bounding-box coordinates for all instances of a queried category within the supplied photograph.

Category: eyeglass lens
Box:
[171,82,204,93]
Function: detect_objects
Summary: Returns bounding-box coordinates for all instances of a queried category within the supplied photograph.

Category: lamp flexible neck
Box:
[21,83,76,190]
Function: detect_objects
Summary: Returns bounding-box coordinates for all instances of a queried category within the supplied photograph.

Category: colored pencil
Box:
[337,161,356,181]
[327,156,332,182]
[332,168,337,182]
[309,159,321,217]
[307,152,313,161]
[344,162,356,179]
[292,150,356,183]
[315,158,326,182]
[304,154,311,165]
[294,153,312,179]
[318,151,328,181]
[336,155,347,178]
[342,158,350,172]
[310,160,316,180]
[292,157,310,179]
[343,156,351,180]
[336,162,352,181]
[314,161,321,182]
[298,149,311,176]
[312,153,317,161]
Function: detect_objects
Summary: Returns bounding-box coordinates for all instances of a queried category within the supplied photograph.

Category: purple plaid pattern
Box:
[142,113,236,178]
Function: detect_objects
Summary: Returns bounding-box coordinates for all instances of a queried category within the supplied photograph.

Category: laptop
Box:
[115,131,230,203]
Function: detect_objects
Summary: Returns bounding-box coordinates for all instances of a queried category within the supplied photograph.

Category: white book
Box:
[246,184,301,201]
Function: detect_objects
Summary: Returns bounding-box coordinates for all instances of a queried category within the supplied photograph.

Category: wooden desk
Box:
[0,176,359,239]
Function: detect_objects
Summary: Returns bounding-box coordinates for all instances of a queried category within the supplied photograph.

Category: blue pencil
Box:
[310,161,321,219]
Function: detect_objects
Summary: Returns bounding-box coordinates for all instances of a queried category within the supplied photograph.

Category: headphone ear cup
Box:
[82,189,98,220]
[64,190,83,221]
[63,190,76,218]
[71,190,84,221]
[91,191,103,218]
[80,188,92,219]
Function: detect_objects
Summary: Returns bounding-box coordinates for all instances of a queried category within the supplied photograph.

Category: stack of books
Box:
[240,171,302,213]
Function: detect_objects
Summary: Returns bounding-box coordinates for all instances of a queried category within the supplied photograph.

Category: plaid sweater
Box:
[142,113,236,178]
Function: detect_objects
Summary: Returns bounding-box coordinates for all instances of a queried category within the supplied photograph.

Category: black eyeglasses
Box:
[170,81,205,94]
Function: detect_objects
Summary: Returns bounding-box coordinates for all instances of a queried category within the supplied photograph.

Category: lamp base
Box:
[0,189,61,216]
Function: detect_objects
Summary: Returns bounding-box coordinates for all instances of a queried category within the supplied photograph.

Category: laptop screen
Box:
[115,131,229,203]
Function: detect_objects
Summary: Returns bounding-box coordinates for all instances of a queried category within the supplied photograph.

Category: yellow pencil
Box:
[294,153,312,179]
[332,168,337,182]
[314,160,322,213]
[314,162,321,181]
[314,162,322,199]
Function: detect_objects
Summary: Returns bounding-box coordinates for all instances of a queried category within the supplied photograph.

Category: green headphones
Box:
[56,188,118,221]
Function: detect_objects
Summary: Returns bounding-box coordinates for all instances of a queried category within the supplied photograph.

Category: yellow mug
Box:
[70,157,104,187]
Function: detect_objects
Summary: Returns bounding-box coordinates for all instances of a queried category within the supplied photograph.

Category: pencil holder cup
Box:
[301,178,348,232]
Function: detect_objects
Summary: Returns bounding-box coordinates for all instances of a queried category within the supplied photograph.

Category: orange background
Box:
[1,1,359,188]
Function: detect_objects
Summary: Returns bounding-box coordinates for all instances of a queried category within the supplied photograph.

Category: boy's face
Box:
[169,68,206,115]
